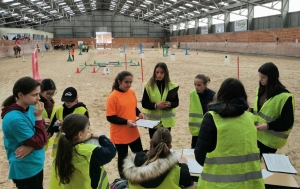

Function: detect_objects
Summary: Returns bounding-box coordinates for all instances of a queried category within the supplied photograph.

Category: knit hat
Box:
[61,87,77,102]
[258,62,279,80]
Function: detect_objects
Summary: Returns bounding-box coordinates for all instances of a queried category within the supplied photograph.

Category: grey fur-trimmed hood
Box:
[123,151,178,185]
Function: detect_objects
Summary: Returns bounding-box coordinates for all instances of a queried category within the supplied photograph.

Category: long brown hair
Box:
[258,62,285,99]
[54,114,90,184]
[211,78,248,114]
[143,128,172,166]
[147,62,171,91]
[2,76,40,108]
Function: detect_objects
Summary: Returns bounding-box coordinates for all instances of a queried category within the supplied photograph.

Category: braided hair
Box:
[143,128,172,166]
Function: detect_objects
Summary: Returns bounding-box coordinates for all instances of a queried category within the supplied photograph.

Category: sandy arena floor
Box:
[0,48,299,188]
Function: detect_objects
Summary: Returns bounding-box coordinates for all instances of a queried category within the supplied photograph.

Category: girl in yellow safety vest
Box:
[39,78,57,151]
[255,62,294,156]
[47,87,89,157]
[123,128,192,189]
[189,74,216,148]
[142,62,179,139]
[50,114,116,189]
[195,78,264,189]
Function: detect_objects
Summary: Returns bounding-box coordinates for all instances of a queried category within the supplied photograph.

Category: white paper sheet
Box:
[183,149,195,156]
[263,154,297,174]
[262,169,273,179]
[186,158,203,174]
[136,119,160,128]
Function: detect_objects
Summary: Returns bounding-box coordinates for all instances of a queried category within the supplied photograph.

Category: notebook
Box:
[166,86,179,102]
[263,153,297,174]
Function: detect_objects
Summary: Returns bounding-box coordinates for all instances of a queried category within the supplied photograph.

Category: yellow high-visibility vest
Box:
[253,88,294,149]
[198,111,265,189]
[189,90,204,136]
[51,106,87,157]
[50,143,109,189]
[142,82,178,128]
[129,165,180,189]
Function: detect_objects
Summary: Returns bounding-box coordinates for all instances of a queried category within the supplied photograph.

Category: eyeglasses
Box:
[46,91,57,97]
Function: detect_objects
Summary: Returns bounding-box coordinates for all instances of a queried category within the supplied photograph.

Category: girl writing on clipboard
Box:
[142,62,179,139]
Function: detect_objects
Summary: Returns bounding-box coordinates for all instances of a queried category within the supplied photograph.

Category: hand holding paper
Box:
[136,119,160,128]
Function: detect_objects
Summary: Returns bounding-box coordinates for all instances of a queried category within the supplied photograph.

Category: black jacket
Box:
[194,98,249,166]
[196,88,216,114]
[257,86,294,132]
[142,79,179,110]
[123,150,192,188]
[89,135,117,189]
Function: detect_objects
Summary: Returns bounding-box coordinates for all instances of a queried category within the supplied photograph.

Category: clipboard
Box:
[166,86,179,102]
[136,119,161,128]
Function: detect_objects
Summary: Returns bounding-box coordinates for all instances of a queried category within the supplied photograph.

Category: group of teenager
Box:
[1,61,294,189]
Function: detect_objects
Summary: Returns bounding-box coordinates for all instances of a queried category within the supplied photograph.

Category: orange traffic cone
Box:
[76,67,80,74]
[92,67,97,73]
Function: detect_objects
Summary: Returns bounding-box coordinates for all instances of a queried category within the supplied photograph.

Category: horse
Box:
[13,45,21,58]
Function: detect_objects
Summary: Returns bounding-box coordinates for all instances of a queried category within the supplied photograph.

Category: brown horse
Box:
[13,45,21,58]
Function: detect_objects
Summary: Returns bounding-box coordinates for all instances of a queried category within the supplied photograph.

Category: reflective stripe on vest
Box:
[188,122,201,128]
[202,171,263,183]
[264,130,289,139]
[129,165,181,189]
[49,143,109,189]
[189,113,203,118]
[204,153,260,164]
[189,90,204,136]
[142,82,178,128]
[198,111,264,189]
[98,166,109,189]
[143,112,175,119]
[51,106,88,157]
[253,88,294,149]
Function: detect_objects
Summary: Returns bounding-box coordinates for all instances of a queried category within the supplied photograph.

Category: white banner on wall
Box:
[201,26,208,34]
[234,20,247,31]
[215,24,224,33]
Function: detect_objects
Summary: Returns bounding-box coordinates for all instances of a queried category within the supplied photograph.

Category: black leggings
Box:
[257,140,277,157]
[115,137,143,178]
[13,169,43,189]
[148,127,171,139]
